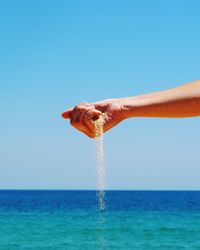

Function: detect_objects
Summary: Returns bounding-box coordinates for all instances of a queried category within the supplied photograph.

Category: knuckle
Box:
[73,105,78,111]
[70,119,78,127]
[87,132,95,138]
[76,102,89,109]
[81,101,89,106]
[84,110,93,119]
[70,119,74,126]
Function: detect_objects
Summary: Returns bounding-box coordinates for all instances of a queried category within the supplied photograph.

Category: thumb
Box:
[61,108,73,119]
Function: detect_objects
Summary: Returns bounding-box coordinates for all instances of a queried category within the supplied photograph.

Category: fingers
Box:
[70,118,91,137]
[70,112,99,138]
[61,102,89,119]
[61,108,73,119]
[62,102,103,138]
[83,118,96,137]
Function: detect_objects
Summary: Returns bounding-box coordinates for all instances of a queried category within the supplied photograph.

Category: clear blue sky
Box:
[1,0,200,190]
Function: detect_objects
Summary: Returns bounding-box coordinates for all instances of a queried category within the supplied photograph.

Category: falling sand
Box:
[94,114,106,211]
[94,114,107,250]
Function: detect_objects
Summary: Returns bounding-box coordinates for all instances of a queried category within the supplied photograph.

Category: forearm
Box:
[120,80,200,118]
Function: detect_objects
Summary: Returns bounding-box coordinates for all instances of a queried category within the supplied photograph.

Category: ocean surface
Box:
[1,191,200,250]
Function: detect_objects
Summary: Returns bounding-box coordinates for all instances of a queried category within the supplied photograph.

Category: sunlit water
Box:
[1,191,200,249]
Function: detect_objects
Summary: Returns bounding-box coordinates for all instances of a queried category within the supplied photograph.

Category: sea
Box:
[0,190,200,250]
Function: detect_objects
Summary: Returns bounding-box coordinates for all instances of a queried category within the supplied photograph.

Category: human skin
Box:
[62,80,200,138]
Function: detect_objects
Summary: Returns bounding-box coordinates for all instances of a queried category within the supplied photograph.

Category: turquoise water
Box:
[1,191,200,249]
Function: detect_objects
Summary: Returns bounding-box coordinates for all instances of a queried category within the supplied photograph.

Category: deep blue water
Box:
[1,190,200,249]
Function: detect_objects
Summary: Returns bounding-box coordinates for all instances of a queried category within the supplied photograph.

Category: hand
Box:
[61,99,125,138]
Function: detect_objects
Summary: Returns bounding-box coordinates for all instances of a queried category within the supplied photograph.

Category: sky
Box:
[0,0,200,190]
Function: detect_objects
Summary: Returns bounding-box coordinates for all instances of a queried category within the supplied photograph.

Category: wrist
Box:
[118,97,138,119]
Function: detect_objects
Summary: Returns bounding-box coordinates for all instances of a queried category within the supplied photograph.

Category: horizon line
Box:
[0,189,200,192]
